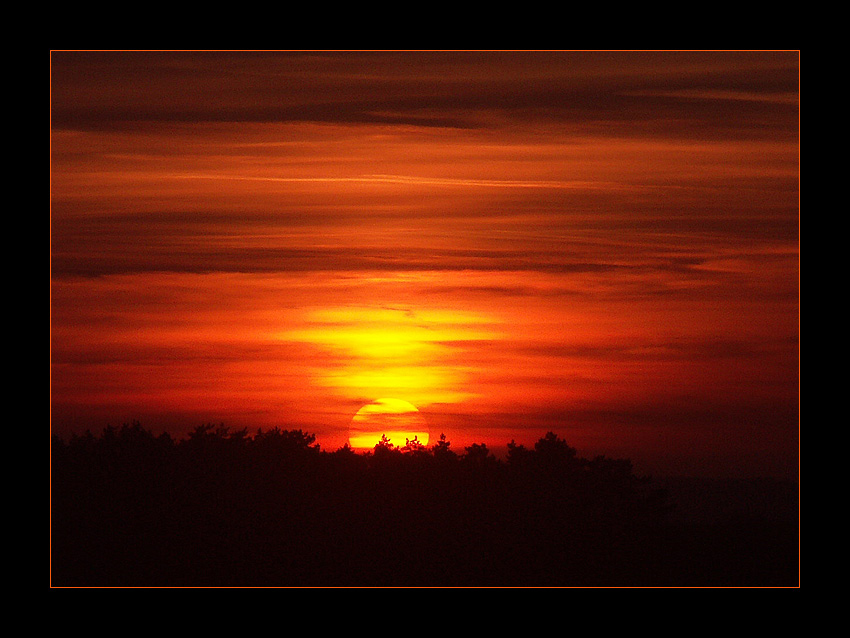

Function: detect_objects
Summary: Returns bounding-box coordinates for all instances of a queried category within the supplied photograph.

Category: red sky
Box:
[50,51,799,478]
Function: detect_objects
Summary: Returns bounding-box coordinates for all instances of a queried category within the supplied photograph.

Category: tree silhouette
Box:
[431,433,457,462]
[253,427,320,457]
[401,435,428,456]
[50,421,797,587]
[461,442,495,467]
[534,431,578,463]
[506,439,531,468]
[371,433,403,465]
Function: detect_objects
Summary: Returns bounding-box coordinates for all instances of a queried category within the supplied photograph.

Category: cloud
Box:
[51,51,799,141]
[50,52,800,479]
[511,336,799,363]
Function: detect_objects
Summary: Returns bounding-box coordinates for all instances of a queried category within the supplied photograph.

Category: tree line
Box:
[51,422,794,587]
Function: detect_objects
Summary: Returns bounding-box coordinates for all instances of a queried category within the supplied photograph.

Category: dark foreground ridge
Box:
[51,423,798,587]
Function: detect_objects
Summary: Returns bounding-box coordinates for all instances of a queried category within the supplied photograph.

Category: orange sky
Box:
[50,51,799,477]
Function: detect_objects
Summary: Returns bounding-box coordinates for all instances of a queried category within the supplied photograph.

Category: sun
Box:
[349,398,429,450]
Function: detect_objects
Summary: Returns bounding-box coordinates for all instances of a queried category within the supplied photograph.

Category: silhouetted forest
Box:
[51,423,798,586]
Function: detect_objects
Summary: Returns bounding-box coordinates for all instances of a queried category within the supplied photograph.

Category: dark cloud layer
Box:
[51,51,799,140]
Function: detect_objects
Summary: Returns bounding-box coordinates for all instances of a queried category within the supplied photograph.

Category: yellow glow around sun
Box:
[349,398,429,449]
[286,306,498,359]
[279,304,500,409]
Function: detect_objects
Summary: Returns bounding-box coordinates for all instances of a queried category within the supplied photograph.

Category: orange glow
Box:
[281,304,499,412]
[349,398,429,449]
[51,51,799,478]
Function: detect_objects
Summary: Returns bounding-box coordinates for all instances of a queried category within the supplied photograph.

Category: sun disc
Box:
[349,398,429,449]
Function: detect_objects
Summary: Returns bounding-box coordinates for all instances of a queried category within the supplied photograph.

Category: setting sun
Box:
[51,50,799,588]
[349,398,429,450]
[50,50,799,477]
